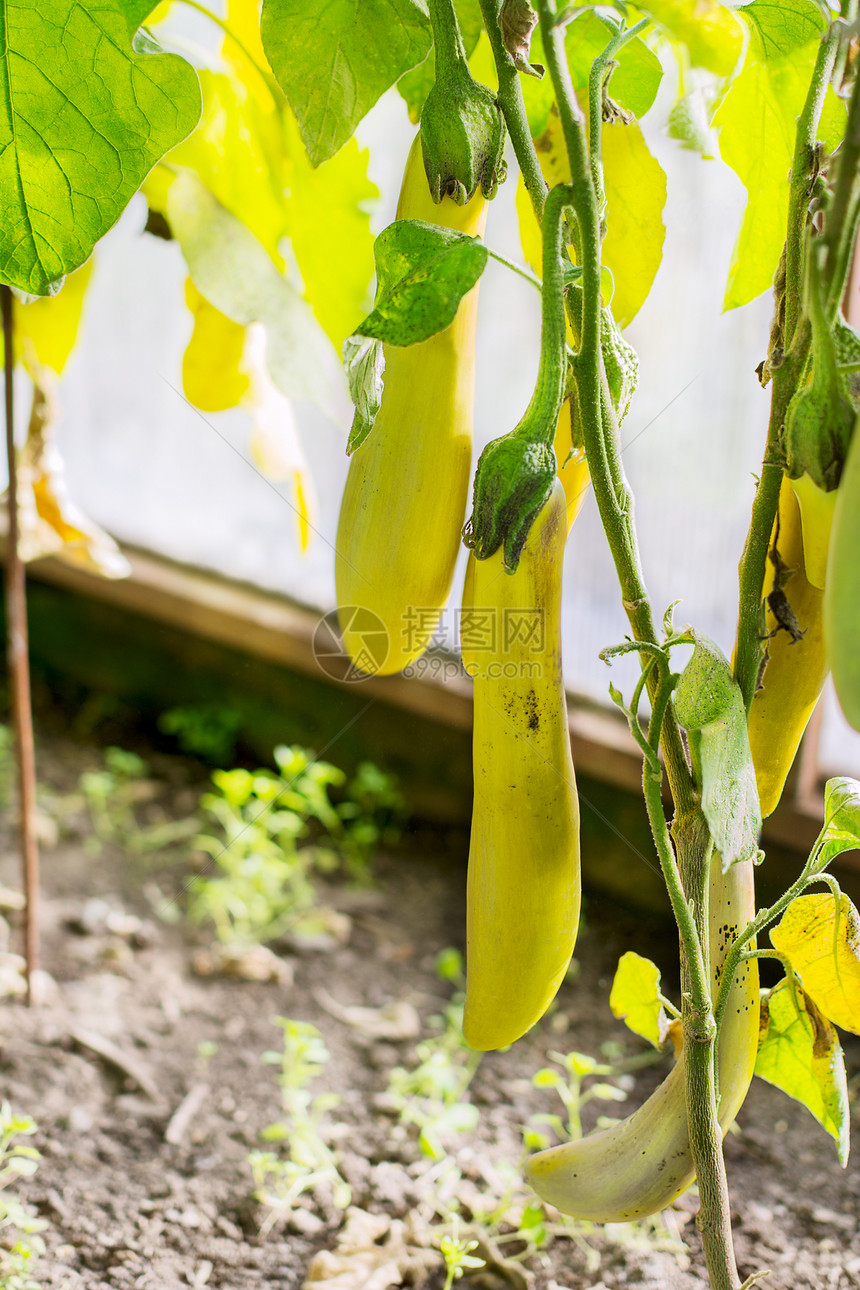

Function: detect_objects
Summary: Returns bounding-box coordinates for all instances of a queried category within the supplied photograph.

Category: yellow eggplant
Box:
[747,476,828,818]
[525,847,758,1220]
[461,480,581,1050]
[335,138,487,676]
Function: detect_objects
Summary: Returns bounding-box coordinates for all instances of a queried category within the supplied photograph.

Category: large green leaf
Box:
[166,172,346,421]
[755,978,849,1165]
[0,0,200,295]
[770,893,860,1035]
[715,0,845,310]
[261,0,432,166]
[674,634,762,868]
[398,0,484,123]
[355,220,487,346]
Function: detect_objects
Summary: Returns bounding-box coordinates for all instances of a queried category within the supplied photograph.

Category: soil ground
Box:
[1,717,859,1290]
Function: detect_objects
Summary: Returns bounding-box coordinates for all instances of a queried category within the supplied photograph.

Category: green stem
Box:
[428,0,468,71]
[587,17,650,219]
[485,247,543,290]
[538,0,695,819]
[823,46,860,319]
[518,184,573,443]
[784,27,839,347]
[478,0,548,223]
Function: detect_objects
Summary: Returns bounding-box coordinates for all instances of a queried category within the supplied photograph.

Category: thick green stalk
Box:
[428,0,468,69]
[823,49,860,319]
[478,0,548,222]
[537,2,694,819]
[521,183,572,441]
[784,28,839,346]
[587,18,650,219]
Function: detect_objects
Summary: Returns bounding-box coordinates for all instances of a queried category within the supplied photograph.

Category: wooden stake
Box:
[2,286,39,1003]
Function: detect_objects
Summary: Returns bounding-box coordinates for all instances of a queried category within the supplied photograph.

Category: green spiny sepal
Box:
[420,66,507,205]
[601,307,638,425]
[463,432,556,571]
[784,371,856,492]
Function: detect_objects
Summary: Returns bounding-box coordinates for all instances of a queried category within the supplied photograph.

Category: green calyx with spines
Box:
[601,307,638,426]
[462,184,572,572]
[420,0,506,205]
[463,433,556,569]
[785,244,856,491]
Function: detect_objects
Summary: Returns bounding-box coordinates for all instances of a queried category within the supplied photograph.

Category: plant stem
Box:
[2,287,39,1005]
[784,27,839,346]
[734,26,839,711]
[485,247,542,290]
[823,45,860,319]
[428,0,468,69]
[587,17,650,217]
[478,0,548,222]
[519,183,572,442]
[537,2,694,818]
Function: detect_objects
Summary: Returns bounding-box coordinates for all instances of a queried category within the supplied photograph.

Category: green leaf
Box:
[344,336,385,452]
[813,778,860,873]
[770,893,860,1035]
[716,0,845,310]
[674,634,762,868]
[356,219,487,346]
[261,0,432,166]
[609,951,671,1049]
[520,15,662,139]
[166,172,346,421]
[755,978,849,1165]
[0,0,201,296]
[637,0,744,75]
[399,0,484,123]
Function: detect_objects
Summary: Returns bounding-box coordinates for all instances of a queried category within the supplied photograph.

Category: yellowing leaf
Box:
[601,120,667,328]
[182,281,249,412]
[639,0,744,75]
[522,113,665,327]
[755,979,849,1164]
[243,323,316,552]
[609,951,672,1049]
[282,113,378,350]
[13,378,130,579]
[15,263,94,376]
[770,894,860,1034]
[167,70,288,267]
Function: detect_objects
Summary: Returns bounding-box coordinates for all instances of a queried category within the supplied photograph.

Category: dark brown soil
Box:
[1,730,858,1290]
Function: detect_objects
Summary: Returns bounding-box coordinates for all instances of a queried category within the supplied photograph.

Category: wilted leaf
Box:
[609,951,672,1049]
[261,0,431,166]
[755,978,849,1164]
[674,634,762,868]
[243,324,316,553]
[165,172,347,421]
[0,0,200,294]
[182,281,249,412]
[343,336,386,452]
[770,894,860,1034]
[12,378,131,579]
[14,264,94,375]
[356,220,488,347]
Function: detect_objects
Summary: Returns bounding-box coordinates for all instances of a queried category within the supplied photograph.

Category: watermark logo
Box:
[312,606,390,682]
